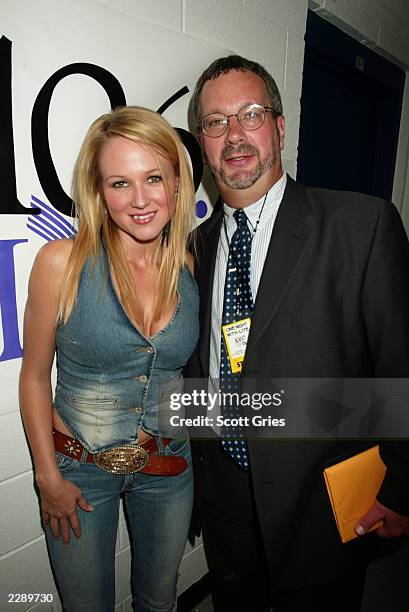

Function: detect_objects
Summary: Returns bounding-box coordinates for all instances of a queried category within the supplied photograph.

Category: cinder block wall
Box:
[0,2,309,610]
[1,1,408,611]
[93,0,310,180]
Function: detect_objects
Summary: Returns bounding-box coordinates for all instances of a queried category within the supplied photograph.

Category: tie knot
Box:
[233,209,248,226]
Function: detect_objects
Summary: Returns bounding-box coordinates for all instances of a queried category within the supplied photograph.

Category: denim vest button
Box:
[137,375,148,383]
[136,346,154,353]
[134,407,143,414]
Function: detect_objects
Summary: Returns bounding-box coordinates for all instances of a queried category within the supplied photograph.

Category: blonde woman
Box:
[20,106,199,612]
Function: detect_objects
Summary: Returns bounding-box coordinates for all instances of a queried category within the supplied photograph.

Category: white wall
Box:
[2,1,408,611]
[93,0,309,180]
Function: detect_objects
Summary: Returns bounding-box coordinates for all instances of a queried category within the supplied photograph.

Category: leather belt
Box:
[52,429,188,476]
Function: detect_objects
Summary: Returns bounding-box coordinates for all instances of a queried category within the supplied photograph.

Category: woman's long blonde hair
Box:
[58,106,195,325]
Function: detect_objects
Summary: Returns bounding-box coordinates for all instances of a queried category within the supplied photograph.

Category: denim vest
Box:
[53,249,199,452]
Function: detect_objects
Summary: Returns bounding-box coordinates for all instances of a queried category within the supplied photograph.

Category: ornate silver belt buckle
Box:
[94,444,149,474]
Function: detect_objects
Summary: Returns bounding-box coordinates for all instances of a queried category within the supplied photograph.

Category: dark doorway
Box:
[297,10,405,200]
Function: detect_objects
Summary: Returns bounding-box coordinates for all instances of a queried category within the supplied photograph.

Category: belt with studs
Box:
[53,429,187,476]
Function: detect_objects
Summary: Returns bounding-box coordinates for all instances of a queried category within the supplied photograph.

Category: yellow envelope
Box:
[323,445,386,543]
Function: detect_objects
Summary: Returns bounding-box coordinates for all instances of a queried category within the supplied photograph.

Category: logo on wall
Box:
[0,35,208,363]
[27,197,77,241]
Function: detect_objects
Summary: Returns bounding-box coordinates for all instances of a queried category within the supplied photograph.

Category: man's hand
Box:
[355,500,409,538]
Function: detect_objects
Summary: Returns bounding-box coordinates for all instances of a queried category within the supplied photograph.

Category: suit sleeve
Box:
[361,200,409,515]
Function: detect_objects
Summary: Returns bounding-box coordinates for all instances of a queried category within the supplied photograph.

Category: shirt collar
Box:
[223,172,287,228]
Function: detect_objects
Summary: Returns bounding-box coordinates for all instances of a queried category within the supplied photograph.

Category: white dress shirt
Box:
[209,172,287,383]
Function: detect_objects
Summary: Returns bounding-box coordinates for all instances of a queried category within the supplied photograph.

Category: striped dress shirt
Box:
[209,172,287,385]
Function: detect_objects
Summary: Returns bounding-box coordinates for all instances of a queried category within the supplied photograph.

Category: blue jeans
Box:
[45,438,193,612]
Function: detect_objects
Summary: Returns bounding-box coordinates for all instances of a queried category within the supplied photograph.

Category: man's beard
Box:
[206,142,278,190]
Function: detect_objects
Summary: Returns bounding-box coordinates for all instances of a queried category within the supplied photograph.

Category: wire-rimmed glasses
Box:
[200,103,275,138]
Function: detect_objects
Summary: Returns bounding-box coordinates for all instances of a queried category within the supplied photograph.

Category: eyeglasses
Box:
[200,104,276,138]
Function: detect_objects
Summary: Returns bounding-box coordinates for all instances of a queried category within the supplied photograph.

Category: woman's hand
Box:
[38,474,93,544]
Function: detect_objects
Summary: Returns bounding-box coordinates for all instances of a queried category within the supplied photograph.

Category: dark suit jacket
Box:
[188,177,409,588]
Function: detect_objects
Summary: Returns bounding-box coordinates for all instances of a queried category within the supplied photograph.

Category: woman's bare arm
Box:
[19,239,92,543]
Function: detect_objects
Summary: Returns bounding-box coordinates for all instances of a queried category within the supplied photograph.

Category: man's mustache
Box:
[221,144,258,160]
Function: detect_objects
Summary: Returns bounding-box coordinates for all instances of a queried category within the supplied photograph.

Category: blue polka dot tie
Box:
[220,209,253,470]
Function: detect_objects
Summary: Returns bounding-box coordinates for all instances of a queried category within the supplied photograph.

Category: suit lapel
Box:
[196,179,316,368]
[196,201,223,375]
[246,177,316,355]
